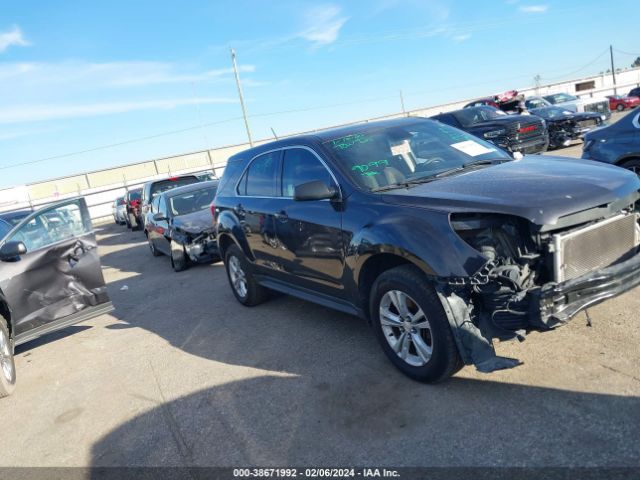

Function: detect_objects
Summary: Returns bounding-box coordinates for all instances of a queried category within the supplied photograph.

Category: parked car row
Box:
[1,102,639,397]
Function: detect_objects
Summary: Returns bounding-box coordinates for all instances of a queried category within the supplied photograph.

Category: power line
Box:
[613,48,640,57]
[544,48,609,81]
[0,116,244,172]
[0,95,399,172]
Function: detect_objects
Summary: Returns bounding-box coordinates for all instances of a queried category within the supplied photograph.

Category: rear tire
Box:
[620,158,640,176]
[616,103,625,112]
[0,315,16,398]
[224,244,268,306]
[147,234,162,257]
[370,265,463,383]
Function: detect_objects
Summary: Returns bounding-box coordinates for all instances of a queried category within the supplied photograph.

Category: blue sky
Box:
[0,0,638,187]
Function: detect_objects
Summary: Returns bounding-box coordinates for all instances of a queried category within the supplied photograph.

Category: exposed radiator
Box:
[553,213,639,282]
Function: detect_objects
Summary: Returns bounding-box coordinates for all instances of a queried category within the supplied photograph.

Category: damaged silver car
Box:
[0,198,113,397]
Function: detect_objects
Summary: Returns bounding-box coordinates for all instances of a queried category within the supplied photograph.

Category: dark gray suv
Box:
[214,117,640,382]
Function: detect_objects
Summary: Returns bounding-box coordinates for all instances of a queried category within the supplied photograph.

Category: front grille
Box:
[553,213,639,282]
[577,118,597,128]
[507,119,544,140]
[584,100,609,115]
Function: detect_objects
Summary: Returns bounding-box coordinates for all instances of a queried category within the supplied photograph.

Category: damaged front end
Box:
[175,229,219,263]
[437,203,640,373]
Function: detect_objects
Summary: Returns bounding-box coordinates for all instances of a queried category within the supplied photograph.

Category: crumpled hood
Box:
[382,156,640,226]
[172,209,215,235]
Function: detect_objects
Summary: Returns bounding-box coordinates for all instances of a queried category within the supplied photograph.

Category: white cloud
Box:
[299,4,348,47]
[519,5,548,13]
[0,98,237,124]
[0,61,254,88]
[0,25,30,53]
[452,33,471,43]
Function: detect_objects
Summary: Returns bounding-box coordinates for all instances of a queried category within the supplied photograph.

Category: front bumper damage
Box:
[538,250,640,326]
[437,249,640,373]
[183,232,218,263]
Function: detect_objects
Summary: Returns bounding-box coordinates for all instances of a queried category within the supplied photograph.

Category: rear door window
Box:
[242,151,279,197]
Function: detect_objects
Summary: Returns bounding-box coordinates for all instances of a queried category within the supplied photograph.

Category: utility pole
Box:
[230,48,253,147]
[534,74,542,95]
[399,90,406,116]
[610,45,617,94]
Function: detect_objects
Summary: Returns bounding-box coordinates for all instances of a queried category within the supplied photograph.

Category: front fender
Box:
[350,209,487,283]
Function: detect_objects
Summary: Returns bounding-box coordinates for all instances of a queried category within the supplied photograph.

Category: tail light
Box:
[210,201,216,221]
[518,125,536,133]
[131,199,140,207]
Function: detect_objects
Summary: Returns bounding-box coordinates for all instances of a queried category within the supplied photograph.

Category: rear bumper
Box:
[538,250,640,326]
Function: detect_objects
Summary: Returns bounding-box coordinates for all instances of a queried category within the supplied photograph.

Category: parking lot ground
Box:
[2,113,640,468]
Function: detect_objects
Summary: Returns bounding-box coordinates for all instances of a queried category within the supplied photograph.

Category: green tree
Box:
[632,56,640,68]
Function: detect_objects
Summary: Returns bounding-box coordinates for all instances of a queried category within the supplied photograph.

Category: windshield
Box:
[323,120,511,192]
[452,106,506,127]
[150,176,199,199]
[127,190,141,201]
[526,97,549,109]
[168,185,217,217]
[530,107,572,119]
[0,219,12,239]
[545,93,577,104]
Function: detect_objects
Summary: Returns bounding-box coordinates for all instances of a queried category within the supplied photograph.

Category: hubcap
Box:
[0,329,13,382]
[228,256,248,298]
[379,290,433,367]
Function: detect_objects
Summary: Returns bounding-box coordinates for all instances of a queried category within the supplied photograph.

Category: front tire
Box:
[224,244,268,306]
[616,103,625,112]
[0,315,16,398]
[171,241,189,272]
[620,158,640,176]
[370,265,463,383]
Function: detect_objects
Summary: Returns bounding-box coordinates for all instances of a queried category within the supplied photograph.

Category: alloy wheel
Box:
[379,290,433,367]
[228,255,248,298]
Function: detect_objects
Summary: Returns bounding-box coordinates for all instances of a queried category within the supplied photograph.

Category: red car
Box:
[124,188,143,230]
[607,94,640,111]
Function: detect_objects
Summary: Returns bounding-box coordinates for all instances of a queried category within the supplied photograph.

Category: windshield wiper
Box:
[370,176,439,192]
[433,158,510,179]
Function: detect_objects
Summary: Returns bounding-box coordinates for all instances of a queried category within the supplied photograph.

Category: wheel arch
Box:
[356,252,425,322]
[0,292,12,336]
[615,155,640,167]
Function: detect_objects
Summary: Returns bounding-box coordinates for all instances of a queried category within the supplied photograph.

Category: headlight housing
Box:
[483,129,506,139]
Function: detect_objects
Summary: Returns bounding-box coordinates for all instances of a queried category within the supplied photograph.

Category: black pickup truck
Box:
[431,106,548,155]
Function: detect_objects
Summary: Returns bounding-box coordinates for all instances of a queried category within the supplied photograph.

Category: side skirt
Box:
[14,302,115,347]
[255,275,363,318]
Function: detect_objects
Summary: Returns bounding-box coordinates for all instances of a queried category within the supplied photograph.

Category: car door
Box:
[235,150,284,273]
[152,196,171,255]
[274,147,345,297]
[0,198,113,345]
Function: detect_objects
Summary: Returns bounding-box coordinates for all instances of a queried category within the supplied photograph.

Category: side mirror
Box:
[0,241,27,262]
[153,213,167,222]
[293,180,338,201]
